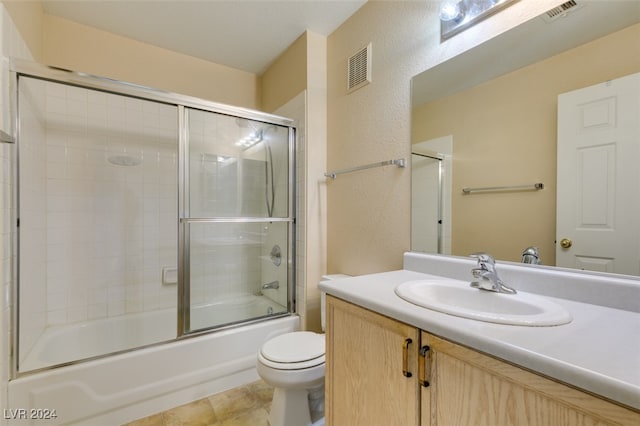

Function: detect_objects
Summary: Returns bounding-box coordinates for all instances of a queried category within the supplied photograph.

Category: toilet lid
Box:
[261,331,325,364]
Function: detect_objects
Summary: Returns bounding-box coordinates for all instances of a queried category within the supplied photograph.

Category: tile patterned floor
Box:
[123,380,273,426]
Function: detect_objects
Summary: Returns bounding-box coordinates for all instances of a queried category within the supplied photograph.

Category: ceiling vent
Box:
[347,43,372,93]
[542,0,584,23]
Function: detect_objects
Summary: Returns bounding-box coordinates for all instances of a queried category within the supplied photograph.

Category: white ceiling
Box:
[40,0,367,74]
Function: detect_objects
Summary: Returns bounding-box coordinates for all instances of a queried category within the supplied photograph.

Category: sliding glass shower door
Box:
[17,76,179,372]
[14,61,295,373]
[180,108,294,334]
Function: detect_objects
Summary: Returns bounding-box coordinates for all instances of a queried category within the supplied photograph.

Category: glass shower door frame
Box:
[10,59,296,377]
[177,106,297,336]
[411,151,444,254]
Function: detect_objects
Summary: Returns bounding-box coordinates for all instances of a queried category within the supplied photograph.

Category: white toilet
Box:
[257,274,350,426]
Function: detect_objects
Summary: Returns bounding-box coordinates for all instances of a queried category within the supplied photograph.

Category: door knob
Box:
[560,238,572,249]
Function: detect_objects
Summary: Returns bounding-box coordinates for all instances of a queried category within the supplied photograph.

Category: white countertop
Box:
[319,269,640,410]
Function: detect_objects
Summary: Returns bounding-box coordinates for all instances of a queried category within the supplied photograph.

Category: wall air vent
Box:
[542,0,584,23]
[347,43,372,93]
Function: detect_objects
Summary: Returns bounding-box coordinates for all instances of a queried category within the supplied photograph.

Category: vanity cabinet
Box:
[325,295,640,426]
[324,295,420,425]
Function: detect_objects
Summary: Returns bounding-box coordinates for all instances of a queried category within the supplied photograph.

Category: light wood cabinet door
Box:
[424,332,640,426]
[325,296,420,426]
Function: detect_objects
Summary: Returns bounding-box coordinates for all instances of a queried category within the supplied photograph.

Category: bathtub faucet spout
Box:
[261,280,279,290]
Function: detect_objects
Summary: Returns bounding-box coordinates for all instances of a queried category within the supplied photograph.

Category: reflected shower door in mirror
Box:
[410,1,640,276]
[183,109,294,333]
[411,136,452,255]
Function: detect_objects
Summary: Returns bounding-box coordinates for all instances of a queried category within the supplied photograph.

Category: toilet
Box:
[257,274,350,426]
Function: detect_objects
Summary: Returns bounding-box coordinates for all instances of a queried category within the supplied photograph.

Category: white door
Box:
[556,72,640,275]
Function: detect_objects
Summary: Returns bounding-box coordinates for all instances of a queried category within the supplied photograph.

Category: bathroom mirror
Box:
[410,1,640,276]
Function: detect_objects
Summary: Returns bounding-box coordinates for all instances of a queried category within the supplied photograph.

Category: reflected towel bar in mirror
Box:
[324,158,406,179]
[462,183,544,194]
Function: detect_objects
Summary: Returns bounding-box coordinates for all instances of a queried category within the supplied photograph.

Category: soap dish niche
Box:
[162,266,177,285]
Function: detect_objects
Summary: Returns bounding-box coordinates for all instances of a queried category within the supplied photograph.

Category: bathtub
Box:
[8,295,298,425]
[19,294,287,372]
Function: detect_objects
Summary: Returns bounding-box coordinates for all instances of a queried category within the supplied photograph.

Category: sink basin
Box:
[395,279,572,326]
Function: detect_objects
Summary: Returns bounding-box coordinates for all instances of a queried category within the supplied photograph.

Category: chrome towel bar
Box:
[462,182,544,194]
[324,158,406,179]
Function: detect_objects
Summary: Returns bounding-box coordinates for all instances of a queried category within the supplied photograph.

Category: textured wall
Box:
[2,1,43,62]
[326,0,566,276]
[260,32,307,113]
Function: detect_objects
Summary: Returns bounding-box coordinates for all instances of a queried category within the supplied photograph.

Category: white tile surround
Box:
[1,4,34,423]
[19,77,179,342]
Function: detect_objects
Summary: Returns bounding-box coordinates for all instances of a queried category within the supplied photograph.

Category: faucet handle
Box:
[470,252,495,266]
[469,253,517,294]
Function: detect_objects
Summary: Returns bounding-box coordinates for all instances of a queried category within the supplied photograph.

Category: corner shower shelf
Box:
[324,158,406,179]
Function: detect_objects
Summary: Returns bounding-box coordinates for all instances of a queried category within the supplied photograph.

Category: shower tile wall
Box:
[1,3,34,418]
[16,79,47,360]
[187,112,266,303]
[19,78,179,352]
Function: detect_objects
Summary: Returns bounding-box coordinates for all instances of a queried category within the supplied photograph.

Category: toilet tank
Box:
[320,274,351,331]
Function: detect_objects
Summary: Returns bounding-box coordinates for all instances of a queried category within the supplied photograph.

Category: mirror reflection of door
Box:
[411,136,452,254]
[556,72,640,275]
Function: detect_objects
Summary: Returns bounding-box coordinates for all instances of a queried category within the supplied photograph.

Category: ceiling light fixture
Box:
[439,1,462,22]
[440,0,520,40]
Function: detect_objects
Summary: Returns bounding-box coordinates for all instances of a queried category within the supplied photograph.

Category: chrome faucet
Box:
[261,280,279,290]
[469,253,517,294]
[521,246,541,265]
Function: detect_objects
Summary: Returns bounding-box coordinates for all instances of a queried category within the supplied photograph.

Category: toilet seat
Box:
[260,331,325,370]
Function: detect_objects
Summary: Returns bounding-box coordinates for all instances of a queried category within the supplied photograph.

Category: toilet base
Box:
[268,387,312,426]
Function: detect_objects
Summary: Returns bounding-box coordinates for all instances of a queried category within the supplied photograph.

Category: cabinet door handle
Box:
[419,345,431,387]
[402,338,413,378]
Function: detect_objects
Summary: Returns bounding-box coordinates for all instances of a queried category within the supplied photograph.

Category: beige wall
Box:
[3,2,260,109]
[412,23,640,264]
[2,0,43,61]
[42,14,260,109]
[302,31,327,331]
[326,0,565,276]
[260,32,307,113]
[261,30,328,331]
